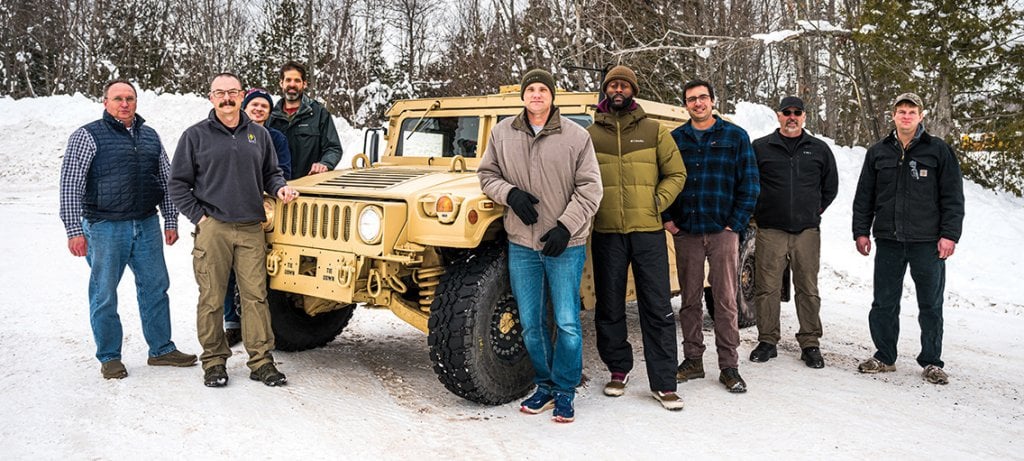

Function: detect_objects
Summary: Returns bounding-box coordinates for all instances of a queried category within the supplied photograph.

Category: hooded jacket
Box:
[477,107,603,250]
[268,95,342,178]
[587,100,686,233]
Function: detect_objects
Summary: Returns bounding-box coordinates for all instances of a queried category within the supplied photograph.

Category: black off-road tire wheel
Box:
[704,226,757,329]
[266,289,356,351]
[427,242,534,405]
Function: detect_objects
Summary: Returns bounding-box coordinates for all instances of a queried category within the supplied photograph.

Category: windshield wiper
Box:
[405,100,442,140]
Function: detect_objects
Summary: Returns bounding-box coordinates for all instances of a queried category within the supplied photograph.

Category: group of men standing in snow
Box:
[480,66,964,423]
[59,60,964,420]
[59,61,342,386]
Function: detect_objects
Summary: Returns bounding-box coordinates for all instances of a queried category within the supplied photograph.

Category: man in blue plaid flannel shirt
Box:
[663,79,759,394]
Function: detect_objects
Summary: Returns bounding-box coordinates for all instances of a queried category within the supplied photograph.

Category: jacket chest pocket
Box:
[294,124,318,139]
[907,155,938,201]
[873,157,898,190]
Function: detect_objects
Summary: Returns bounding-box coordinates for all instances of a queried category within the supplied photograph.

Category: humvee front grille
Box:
[317,168,434,189]
[279,200,353,242]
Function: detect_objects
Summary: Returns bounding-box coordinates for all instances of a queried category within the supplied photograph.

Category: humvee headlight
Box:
[358,206,383,244]
[261,197,276,232]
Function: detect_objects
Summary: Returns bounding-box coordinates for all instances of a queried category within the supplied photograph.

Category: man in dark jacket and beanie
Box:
[587,65,686,410]
[749,96,838,368]
[852,92,964,385]
[268,61,343,178]
[60,79,197,379]
[663,79,759,394]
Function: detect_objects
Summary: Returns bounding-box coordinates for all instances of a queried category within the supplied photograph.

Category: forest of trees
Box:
[2,0,1022,193]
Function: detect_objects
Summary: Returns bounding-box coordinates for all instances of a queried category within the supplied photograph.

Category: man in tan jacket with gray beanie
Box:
[478,68,602,423]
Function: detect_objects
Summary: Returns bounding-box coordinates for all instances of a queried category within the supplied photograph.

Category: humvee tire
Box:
[427,242,533,405]
[267,289,356,351]
[704,226,757,329]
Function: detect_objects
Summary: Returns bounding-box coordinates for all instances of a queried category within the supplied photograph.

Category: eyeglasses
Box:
[781,109,804,116]
[685,94,711,104]
[108,96,136,104]
[209,89,243,98]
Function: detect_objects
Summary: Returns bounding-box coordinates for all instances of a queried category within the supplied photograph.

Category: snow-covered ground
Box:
[0,93,1021,459]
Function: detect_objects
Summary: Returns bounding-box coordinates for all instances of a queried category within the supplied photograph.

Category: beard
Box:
[284,89,303,102]
[610,95,633,111]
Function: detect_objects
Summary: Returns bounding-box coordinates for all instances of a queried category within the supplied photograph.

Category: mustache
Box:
[218,100,236,108]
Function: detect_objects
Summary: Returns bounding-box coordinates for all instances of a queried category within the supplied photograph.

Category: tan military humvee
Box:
[260,86,758,404]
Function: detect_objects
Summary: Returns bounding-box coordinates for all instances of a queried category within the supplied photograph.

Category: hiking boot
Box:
[801,347,825,369]
[749,342,778,363]
[520,388,555,414]
[603,372,628,397]
[719,368,747,393]
[204,365,228,387]
[652,391,684,411]
[858,357,896,374]
[250,362,287,387]
[552,393,575,423]
[101,359,128,379]
[147,350,198,367]
[225,328,242,347]
[676,358,705,382]
[923,365,949,385]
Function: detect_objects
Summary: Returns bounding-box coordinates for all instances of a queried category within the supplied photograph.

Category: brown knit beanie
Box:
[520,69,556,101]
[603,65,639,96]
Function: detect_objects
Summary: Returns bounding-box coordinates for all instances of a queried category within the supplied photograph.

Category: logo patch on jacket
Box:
[248,133,256,143]
[629,139,645,143]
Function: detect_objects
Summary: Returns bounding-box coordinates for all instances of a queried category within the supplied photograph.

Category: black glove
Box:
[540,222,571,257]
[506,188,540,225]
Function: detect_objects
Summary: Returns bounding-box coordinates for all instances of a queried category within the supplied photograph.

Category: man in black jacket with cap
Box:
[749,96,838,368]
[852,92,965,385]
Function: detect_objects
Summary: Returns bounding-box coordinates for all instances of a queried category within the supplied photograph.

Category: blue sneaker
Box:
[552,393,575,423]
[520,389,555,414]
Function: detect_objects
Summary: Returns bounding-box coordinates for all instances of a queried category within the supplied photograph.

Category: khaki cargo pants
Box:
[192,217,275,371]
[753,227,823,348]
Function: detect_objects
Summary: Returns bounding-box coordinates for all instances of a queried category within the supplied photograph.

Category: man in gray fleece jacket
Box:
[477,68,602,423]
[169,72,298,388]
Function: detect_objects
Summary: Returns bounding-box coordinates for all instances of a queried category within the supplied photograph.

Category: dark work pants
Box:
[593,231,678,392]
[869,238,946,368]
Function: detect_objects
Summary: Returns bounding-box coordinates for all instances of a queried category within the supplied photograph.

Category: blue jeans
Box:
[82,215,176,363]
[508,243,586,396]
[223,271,240,329]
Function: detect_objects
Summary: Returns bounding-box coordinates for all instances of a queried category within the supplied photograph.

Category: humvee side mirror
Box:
[362,127,385,164]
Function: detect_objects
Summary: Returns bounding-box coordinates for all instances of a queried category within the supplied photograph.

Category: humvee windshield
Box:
[396,116,480,158]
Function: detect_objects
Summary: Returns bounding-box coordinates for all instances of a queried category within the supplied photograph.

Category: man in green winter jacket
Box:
[587,65,686,411]
[268,61,343,178]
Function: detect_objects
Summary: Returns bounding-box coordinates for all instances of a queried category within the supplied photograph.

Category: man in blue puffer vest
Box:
[60,80,197,380]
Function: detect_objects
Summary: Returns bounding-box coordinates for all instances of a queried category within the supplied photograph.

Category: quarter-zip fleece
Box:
[169,110,287,224]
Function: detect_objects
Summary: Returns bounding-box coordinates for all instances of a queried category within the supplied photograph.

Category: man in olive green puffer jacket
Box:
[587,65,687,411]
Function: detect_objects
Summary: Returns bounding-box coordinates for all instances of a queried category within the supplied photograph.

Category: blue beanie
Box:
[242,88,273,109]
